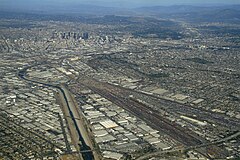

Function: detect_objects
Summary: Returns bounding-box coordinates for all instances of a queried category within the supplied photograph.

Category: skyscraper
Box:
[83,32,89,40]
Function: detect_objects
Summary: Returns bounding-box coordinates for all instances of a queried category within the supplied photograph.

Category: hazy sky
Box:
[1,0,240,9]
[82,0,240,5]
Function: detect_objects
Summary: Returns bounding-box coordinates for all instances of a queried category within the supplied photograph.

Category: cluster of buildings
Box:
[0,59,76,159]
[52,31,89,40]
[76,90,174,159]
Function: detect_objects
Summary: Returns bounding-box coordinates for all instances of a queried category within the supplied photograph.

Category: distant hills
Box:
[0,3,132,16]
[0,4,240,23]
[135,5,240,23]
[136,5,240,22]
[135,5,240,13]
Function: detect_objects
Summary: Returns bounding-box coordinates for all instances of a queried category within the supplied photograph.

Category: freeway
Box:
[18,66,95,160]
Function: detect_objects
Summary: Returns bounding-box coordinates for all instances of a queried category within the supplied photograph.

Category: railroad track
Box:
[78,78,229,158]
[80,82,206,146]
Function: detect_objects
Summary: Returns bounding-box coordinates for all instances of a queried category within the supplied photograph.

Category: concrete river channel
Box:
[18,66,94,160]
